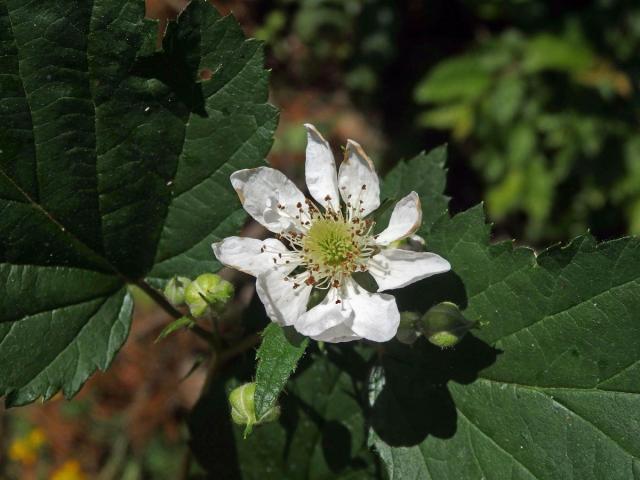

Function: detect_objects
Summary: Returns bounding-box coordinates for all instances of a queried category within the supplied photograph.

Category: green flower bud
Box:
[163,276,191,305]
[229,383,280,438]
[419,302,475,348]
[395,311,420,345]
[184,273,234,317]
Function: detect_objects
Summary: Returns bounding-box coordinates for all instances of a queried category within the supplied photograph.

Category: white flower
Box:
[212,124,451,343]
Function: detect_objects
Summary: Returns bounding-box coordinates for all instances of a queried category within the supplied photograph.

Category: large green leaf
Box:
[254,324,309,419]
[189,346,379,479]
[0,0,276,405]
[371,204,640,479]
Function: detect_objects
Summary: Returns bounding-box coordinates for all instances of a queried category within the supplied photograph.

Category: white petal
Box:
[212,237,294,277]
[338,140,380,217]
[342,279,399,342]
[256,269,312,326]
[368,248,451,292]
[230,167,308,234]
[304,124,340,211]
[375,192,422,245]
[312,323,361,343]
[295,289,360,342]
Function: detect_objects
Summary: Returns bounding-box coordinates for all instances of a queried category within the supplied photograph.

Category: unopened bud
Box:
[163,276,191,305]
[184,273,234,317]
[395,311,420,345]
[419,302,475,348]
[229,383,280,438]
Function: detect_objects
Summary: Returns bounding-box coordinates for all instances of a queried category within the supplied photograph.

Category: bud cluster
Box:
[163,273,234,318]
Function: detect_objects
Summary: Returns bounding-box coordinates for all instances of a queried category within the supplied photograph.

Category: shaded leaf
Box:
[190,346,379,479]
[0,0,275,405]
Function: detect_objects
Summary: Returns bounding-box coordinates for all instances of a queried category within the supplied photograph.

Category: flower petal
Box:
[294,289,360,342]
[368,248,451,291]
[212,237,294,277]
[338,140,380,217]
[375,191,422,245]
[230,167,308,234]
[304,124,340,211]
[312,323,361,343]
[343,279,399,342]
[256,269,312,326]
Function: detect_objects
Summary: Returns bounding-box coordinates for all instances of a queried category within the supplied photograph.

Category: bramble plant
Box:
[1,1,640,479]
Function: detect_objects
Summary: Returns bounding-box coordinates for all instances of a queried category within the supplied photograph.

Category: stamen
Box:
[274,191,376,292]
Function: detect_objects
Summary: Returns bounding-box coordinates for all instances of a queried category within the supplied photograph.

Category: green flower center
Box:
[303,219,358,267]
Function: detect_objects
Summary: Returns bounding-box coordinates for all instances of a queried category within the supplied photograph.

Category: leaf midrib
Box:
[0,166,123,278]
[2,0,125,279]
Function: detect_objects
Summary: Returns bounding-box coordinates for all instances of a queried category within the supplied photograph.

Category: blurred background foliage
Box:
[247,0,640,244]
[3,1,640,478]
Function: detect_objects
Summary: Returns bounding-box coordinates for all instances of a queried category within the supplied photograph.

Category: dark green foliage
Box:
[190,346,379,479]
[0,0,276,405]
[414,3,640,242]
[371,203,640,479]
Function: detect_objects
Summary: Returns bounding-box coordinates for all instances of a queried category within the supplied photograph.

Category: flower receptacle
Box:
[229,383,280,438]
[184,273,234,317]
[419,301,475,348]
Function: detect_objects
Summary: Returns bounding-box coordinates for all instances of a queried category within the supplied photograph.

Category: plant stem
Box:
[179,447,193,480]
[134,279,183,319]
[219,333,261,364]
[135,279,218,344]
[138,278,263,479]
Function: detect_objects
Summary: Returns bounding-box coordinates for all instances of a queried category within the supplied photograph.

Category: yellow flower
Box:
[50,460,88,480]
[8,428,46,466]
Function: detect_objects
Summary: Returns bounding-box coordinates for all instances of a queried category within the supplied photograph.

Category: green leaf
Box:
[189,346,379,479]
[523,33,594,73]
[414,55,493,104]
[254,324,309,419]
[0,266,133,406]
[417,103,474,140]
[155,316,194,343]
[380,146,450,236]
[0,0,276,405]
[372,204,640,479]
